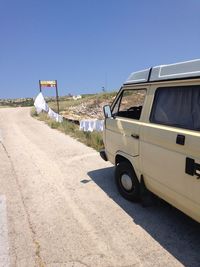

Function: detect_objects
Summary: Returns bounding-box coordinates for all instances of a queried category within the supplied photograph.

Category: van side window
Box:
[113,89,146,120]
[150,85,200,130]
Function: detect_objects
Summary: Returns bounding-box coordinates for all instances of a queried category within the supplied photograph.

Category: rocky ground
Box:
[60,98,113,120]
[58,93,116,121]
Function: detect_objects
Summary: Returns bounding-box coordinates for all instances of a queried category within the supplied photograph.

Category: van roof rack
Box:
[125,59,200,84]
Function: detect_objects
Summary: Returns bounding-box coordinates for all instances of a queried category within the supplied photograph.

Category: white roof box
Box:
[125,59,200,84]
[125,68,151,84]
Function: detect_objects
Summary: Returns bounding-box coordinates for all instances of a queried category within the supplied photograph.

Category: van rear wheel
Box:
[115,161,140,202]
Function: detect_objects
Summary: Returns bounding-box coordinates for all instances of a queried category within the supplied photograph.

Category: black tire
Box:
[115,161,140,202]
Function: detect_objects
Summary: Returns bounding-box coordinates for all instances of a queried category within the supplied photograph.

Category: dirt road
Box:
[0,107,200,267]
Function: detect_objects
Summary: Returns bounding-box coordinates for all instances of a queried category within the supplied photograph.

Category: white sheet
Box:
[80,120,104,132]
[34,92,49,113]
[48,108,63,123]
[34,93,63,123]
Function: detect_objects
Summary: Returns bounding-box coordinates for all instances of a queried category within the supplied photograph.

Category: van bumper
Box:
[100,149,108,161]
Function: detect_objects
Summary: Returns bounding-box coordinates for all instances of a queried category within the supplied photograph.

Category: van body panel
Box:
[104,117,141,169]
[140,138,200,204]
[140,83,200,217]
[143,173,200,223]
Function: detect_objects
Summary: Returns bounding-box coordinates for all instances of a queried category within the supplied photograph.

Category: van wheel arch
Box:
[116,155,131,165]
[115,156,140,202]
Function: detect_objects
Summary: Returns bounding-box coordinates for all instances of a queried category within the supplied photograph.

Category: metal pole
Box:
[39,80,42,92]
[55,80,59,114]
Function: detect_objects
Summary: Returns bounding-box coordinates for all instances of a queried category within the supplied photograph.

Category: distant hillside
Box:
[47,91,117,120]
[0,98,34,107]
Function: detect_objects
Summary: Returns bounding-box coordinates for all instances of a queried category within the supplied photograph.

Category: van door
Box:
[141,83,200,222]
[105,88,147,172]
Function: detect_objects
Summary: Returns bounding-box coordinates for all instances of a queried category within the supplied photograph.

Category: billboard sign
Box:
[40,80,56,87]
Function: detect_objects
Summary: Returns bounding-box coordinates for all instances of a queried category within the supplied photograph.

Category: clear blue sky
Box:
[1,0,200,99]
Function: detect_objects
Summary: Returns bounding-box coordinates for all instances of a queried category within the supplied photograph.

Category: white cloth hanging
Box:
[34,92,49,113]
[48,108,63,123]
[95,120,104,131]
[34,93,63,123]
[79,119,104,132]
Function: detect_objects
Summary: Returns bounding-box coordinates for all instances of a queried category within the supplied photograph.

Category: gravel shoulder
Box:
[0,107,199,267]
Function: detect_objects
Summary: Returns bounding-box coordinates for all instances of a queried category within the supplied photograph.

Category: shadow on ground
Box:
[88,166,200,267]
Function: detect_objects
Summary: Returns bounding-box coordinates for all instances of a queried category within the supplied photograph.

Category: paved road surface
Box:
[0,107,200,267]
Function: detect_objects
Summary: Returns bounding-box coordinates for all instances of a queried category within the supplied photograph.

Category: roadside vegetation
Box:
[30,91,117,151]
[0,92,116,151]
[31,109,104,151]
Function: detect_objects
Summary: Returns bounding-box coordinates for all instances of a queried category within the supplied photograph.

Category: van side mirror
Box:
[103,105,112,118]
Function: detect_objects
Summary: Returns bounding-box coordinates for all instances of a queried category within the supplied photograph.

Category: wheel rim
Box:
[121,173,133,191]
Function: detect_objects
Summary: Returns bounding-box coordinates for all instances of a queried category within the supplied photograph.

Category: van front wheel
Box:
[115,161,140,202]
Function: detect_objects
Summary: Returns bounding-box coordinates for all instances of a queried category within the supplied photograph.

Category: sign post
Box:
[55,80,59,114]
[39,80,59,114]
[39,80,42,92]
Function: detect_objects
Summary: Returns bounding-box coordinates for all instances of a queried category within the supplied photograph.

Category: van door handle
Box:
[176,134,185,145]
[131,133,139,139]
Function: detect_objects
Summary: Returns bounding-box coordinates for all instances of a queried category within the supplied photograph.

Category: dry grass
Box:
[30,92,117,151]
[31,108,104,151]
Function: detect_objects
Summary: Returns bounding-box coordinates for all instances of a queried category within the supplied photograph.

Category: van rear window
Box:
[150,85,200,131]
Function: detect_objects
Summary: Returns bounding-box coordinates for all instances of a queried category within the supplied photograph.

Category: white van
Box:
[100,59,200,223]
